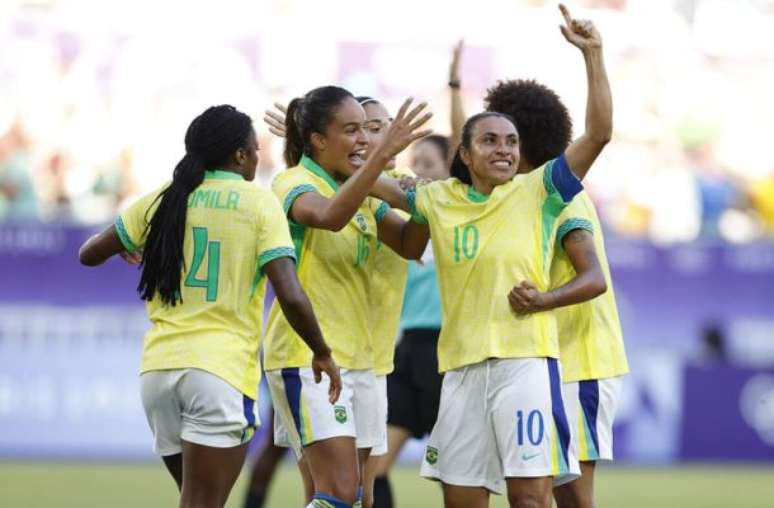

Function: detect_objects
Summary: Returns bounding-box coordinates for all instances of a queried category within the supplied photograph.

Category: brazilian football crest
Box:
[334,405,348,424]
[425,446,438,465]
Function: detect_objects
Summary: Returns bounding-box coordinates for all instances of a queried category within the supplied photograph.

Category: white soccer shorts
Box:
[420,357,580,495]
[371,374,389,456]
[561,376,624,462]
[140,368,258,456]
[266,367,382,459]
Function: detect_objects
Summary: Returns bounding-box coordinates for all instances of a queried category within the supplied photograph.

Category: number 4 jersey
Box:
[408,155,583,373]
[115,170,295,399]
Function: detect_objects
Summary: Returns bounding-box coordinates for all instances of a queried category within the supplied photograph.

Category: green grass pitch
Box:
[1,461,773,507]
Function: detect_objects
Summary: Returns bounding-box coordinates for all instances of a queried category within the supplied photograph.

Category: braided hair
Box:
[138,104,253,305]
[283,86,354,167]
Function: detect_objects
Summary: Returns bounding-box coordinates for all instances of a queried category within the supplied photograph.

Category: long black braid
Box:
[138,104,253,305]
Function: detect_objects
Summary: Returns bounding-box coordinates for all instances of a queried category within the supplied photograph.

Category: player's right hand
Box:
[312,352,342,404]
[119,250,143,265]
[374,99,433,161]
[263,102,288,138]
[559,4,602,52]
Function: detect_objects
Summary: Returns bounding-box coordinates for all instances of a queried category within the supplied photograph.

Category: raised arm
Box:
[268,99,432,232]
[449,40,466,147]
[559,4,612,180]
[508,227,606,314]
[265,257,342,403]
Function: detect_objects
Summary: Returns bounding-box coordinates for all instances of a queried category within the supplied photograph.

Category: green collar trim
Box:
[204,170,244,181]
[467,186,490,203]
[300,155,339,190]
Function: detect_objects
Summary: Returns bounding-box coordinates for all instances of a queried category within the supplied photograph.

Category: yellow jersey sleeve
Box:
[256,190,296,271]
[114,185,166,252]
[272,169,321,216]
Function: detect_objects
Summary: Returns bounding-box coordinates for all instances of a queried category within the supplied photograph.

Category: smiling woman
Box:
[261,86,432,508]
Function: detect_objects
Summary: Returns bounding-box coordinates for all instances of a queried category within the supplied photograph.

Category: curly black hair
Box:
[484,79,573,168]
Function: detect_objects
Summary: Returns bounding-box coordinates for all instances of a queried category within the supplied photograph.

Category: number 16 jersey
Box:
[115,170,295,399]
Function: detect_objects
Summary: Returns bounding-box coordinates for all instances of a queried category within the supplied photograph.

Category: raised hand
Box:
[449,39,464,86]
[507,280,548,315]
[263,102,288,138]
[559,3,602,52]
[372,98,433,161]
[311,352,342,404]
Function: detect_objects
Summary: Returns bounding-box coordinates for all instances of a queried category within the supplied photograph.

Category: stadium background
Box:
[1,0,773,506]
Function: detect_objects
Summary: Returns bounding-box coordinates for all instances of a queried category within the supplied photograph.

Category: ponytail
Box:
[282,86,354,168]
[284,98,305,167]
[138,105,253,305]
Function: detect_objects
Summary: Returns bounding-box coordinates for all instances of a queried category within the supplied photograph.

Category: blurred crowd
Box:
[2,0,774,243]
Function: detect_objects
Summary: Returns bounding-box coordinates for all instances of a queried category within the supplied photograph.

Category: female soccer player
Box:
[262,87,431,508]
[367,6,613,507]
[482,10,629,508]
[78,104,341,508]
[262,95,419,508]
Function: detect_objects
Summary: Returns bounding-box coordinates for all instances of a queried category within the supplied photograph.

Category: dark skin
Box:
[78,130,341,508]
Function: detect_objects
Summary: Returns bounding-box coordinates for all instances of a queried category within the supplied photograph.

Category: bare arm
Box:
[78,225,128,266]
[508,228,606,314]
[289,100,432,231]
[376,211,430,260]
[449,40,466,147]
[370,176,411,213]
[265,257,342,403]
[559,4,613,180]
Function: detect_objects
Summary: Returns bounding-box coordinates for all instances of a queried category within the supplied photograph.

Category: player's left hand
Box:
[558,3,602,52]
[508,280,548,314]
[398,175,431,191]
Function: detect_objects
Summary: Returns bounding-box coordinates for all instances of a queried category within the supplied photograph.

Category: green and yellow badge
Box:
[334,405,348,424]
[425,446,438,465]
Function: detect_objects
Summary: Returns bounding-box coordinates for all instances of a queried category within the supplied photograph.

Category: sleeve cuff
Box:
[545,153,583,203]
[374,201,390,223]
[114,216,140,252]
[557,218,594,248]
[282,184,318,214]
[258,246,297,268]
[406,189,428,225]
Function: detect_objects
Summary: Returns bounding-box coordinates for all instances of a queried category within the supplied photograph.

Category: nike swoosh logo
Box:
[521,453,541,461]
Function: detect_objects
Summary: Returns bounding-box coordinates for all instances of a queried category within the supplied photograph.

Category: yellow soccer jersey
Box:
[550,191,630,382]
[408,155,582,373]
[114,170,296,399]
[372,167,414,375]
[263,155,389,371]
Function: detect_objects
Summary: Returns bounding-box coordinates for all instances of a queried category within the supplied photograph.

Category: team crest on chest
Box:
[355,213,368,232]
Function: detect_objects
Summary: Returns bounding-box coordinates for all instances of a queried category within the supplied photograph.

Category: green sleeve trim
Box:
[374,201,390,223]
[406,189,428,225]
[258,246,297,268]
[114,216,139,252]
[283,184,317,214]
[557,218,594,249]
